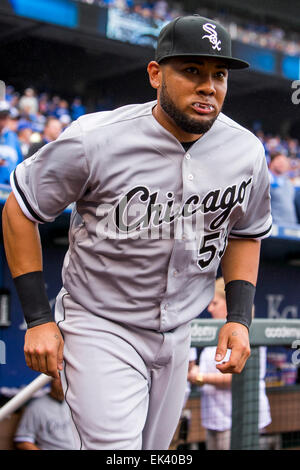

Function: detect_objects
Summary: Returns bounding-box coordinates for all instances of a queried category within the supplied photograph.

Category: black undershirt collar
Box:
[181,140,199,152]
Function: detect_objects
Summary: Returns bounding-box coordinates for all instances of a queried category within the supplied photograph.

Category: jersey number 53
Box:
[197,230,228,270]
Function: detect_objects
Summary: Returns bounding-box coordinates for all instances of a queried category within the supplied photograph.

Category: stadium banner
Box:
[281,55,300,81]
[191,319,300,347]
[7,0,79,28]
[1,0,108,35]
[233,42,276,75]
[106,6,167,49]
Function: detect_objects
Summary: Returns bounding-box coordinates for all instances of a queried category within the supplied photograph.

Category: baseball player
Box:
[2,15,272,450]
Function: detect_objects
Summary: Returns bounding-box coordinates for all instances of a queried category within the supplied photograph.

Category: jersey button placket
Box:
[160,302,168,329]
[184,153,194,182]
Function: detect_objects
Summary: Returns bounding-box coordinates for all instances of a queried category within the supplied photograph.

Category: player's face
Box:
[148,57,228,141]
[207,294,227,319]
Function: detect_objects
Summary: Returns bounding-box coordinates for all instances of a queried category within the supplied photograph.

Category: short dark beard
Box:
[159,80,219,136]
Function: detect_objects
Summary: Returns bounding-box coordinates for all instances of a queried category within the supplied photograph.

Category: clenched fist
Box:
[24,322,64,378]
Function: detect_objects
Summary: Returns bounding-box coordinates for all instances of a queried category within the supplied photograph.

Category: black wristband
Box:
[225,280,255,330]
[13,271,54,329]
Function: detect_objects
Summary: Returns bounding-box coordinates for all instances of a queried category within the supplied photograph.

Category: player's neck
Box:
[152,104,203,143]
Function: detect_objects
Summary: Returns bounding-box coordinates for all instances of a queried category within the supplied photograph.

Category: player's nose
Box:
[195,73,216,96]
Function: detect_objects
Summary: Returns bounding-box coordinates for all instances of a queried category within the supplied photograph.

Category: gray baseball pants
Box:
[55,288,191,450]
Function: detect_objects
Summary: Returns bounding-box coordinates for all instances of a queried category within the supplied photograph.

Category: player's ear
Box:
[147,61,162,90]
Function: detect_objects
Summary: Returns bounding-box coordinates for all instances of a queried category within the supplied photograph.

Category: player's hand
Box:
[215,322,250,374]
[24,322,64,378]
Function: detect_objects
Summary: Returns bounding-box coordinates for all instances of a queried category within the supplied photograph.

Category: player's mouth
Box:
[192,102,215,115]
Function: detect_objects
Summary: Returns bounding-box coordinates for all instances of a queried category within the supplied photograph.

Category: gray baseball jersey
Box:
[11,100,272,332]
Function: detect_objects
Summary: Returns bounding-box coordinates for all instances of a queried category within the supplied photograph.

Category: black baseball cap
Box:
[155,15,249,70]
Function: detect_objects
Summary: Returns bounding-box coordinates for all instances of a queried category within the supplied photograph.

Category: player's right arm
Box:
[2,192,64,378]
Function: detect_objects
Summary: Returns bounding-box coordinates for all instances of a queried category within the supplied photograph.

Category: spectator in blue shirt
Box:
[55,99,70,120]
[268,151,299,226]
[0,101,23,185]
[71,97,86,120]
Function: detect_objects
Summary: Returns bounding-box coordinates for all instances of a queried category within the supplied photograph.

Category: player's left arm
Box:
[216,237,261,374]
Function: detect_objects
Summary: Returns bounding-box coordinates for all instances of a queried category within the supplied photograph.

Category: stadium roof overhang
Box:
[0,10,153,81]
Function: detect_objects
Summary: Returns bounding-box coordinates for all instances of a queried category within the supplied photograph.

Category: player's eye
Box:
[215,70,227,79]
[185,67,199,75]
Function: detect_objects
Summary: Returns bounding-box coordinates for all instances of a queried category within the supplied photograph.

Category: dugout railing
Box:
[188,318,300,450]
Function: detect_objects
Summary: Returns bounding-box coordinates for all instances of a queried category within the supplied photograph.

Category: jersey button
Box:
[173,270,178,277]
[188,174,194,180]
[185,153,191,160]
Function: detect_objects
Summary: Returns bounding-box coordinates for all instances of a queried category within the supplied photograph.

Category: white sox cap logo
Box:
[202,23,222,51]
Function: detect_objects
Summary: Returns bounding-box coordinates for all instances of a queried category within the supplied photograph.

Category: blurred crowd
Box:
[253,128,300,227]
[256,130,300,183]
[77,0,300,56]
[0,86,87,184]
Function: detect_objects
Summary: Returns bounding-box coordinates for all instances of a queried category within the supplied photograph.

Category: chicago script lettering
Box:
[114,178,252,233]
